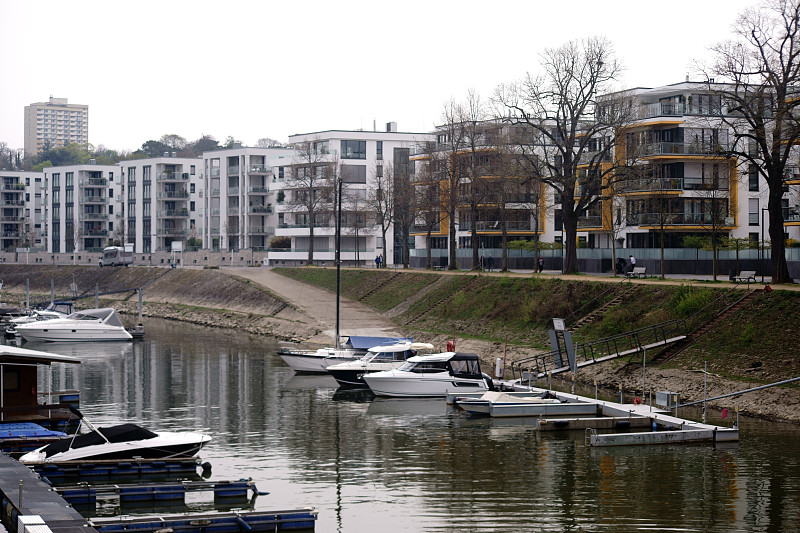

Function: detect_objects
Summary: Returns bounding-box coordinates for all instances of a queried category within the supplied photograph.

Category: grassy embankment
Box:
[276,267,800,387]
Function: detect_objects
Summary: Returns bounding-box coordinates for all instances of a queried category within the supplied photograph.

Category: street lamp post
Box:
[761,206,768,282]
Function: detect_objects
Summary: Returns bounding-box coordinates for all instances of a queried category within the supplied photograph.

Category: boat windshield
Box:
[365,349,414,363]
[399,360,448,373]
[449,358,482,378]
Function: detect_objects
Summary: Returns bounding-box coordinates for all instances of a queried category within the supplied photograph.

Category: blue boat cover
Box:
[0,422,67,438]
[345,336,412,350]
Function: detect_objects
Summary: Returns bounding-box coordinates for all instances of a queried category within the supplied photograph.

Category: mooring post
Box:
[19,479,22,510]
[703,360,707,424]
[594,378,598,400]
[26,278,29,309]
[619,383,623,404]
[95,283,99,307]
[138,288,143,323]
[51,278,54,304]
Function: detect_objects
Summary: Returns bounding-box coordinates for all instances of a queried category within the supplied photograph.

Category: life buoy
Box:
[633,397,642,405]
[31,386,36,396]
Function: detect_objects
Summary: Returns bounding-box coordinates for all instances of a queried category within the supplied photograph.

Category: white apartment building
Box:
[24,97,89,156]
[202,146,295,252]
[118,155,204,253]
[0,171,42,251]
[268,125,430,267]
[43,163,120,253]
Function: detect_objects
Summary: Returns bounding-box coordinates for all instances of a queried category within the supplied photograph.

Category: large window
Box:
[748,164,759,192]
[341,140,366,159]
[749,198,759,226]
[342,165,367,183]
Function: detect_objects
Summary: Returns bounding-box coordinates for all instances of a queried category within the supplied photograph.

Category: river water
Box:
[25,319,800,532]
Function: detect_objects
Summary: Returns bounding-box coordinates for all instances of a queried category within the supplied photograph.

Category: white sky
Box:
[0,0,757,153]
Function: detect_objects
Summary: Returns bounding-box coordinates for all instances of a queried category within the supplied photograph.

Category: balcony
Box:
[84,229,108,237]
[210,168,221,177]
[783,207,800,222]
[0,200,24,207]
[247,226,272,235]
[459,220,533,231]
[81,196,109,204]
[248,205,273,214]
[79,213,109,221]
[577,215,603,228]
[249,186,269,194]
[157,228,189,236]
[783,166,800,182]
[623,178,684,193]
[248,165,269,174]
[80,177,108,187]
[227,166,240,176]
[1,183,25,191]
[0,216,23,222]
[2,231,20,238]
[632,142,730,158]
[227,208,241,216]
[157,172,189,182]
[227,187,240,195]
[157,209,190,218]
[637,102,725,119]
[627,212,734,226]
[411,223,441,233]
[157,191,189,199]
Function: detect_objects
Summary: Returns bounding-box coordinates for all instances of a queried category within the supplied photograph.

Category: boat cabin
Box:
[400,352,484,378]
[0,345,81,432]
[363,342,434,363]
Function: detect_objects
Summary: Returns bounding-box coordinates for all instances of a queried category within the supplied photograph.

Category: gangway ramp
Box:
[511,319,687,382]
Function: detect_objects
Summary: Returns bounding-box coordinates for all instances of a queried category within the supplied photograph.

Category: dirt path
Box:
[227,268,402,345]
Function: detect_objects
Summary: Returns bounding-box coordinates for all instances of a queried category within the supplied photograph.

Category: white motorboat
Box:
[15,308,133,342]
[326,341,434,388]
[19,411,211,463]
[278,335,410,374]
[6,302,74,338]
[362,352,494,398]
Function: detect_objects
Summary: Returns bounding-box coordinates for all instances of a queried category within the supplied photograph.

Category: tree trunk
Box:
[448,216,457,270]
[307,221,315,265]
[562,209,578,274]
[426,229,433,269]
[769,194,792,283]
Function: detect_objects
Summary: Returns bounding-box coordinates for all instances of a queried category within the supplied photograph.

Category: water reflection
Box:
[20,318,800,532]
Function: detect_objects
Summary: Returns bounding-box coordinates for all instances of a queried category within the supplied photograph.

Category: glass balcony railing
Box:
[627,212,734,226]
[632,142,730,158]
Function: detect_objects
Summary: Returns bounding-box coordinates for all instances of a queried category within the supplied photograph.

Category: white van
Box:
[99,245,133,267]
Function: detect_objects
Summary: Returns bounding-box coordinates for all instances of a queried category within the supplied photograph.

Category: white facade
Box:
[0,171,41,251]
[268,127,430,267]
[118,156,204,253]
[43,163,120,253]
[202,146,295,252]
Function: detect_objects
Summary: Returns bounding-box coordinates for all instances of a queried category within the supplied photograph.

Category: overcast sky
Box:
[0,0,757,153]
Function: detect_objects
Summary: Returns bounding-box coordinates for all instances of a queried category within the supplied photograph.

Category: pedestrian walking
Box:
[629,255,636,274]
[537,256,544,274]
[487,254,494,272]
[375,255,380,268]
[378,254,383,268]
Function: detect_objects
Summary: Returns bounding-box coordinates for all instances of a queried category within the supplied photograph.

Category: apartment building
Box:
[43,163,120,253]
[269,126,429,267]
[0,171,42,251]
[24,97,89,156]
[202,146,295,252]
[118,155,204,253]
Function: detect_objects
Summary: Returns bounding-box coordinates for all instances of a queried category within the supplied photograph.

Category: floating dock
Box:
[88,508,318,532]
[29,457,208,483]
[449,386,739,446]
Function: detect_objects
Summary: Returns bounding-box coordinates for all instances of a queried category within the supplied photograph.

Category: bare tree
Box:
[256,137,284,148]
[392,149,417,268]
[497,37,632,274]
[707,0,800,283]
[368,163,395,267]
[286,140,336,265]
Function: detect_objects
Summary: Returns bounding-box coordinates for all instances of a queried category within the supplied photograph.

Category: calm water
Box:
[23,319,800,532]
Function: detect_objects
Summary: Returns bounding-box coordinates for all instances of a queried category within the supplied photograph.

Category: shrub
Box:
[671,286,713,318]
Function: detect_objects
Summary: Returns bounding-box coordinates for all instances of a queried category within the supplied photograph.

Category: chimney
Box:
[171,152,176,157]
[386,122,397,133]
[164,152,169,157]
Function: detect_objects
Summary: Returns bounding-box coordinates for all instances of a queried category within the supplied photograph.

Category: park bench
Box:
[625,266,647,278]
[735,270,757,283]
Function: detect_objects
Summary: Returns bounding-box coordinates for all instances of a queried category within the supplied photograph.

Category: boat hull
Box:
[19,431,211,463]
[278,351,357,373]
[363,371,489,398]
[17,326,133,342]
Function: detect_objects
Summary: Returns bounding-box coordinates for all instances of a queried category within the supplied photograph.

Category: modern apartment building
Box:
[268,126,430,267]
[118,155,204,253]
[43,163,120,253]
[0,171,42,251]
[202,146,295,252]
[24,97,89,156]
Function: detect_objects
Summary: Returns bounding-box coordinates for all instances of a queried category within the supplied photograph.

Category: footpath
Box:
[227,267,402,345]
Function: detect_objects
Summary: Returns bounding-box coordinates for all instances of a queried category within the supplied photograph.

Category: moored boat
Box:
[363,352,494,397]
[15,307,133,342]
[19,410,211,463]
[326,341,434,388]
[278,335,410,374]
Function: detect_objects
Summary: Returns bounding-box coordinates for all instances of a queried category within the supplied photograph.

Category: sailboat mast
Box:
[335,177,342,350]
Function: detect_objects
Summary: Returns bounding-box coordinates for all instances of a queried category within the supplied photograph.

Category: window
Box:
[341,140,366,159]
[190,165,196,175]
[109,188,113,198]
[749,232,759,245]
[749,198,759,226]
[376,165,383,178]
[376,141,383,160]
[109,221,113,232]
[190,201,196,212]
[342,165,367,183]
[749,165,759,191]
[109,205,114,215]
[143,166,151,180]
[190,184,195,194]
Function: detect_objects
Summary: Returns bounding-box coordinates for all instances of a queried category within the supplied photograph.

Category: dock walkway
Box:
[0,452,93,533]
